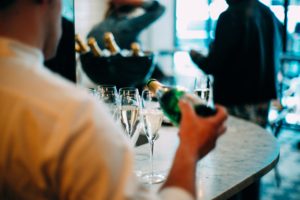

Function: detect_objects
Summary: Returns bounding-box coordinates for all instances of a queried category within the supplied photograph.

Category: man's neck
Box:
[0,7,43,52]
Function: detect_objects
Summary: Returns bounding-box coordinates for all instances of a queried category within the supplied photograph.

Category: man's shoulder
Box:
[217,9,239,25]
[219,8,235,19]
[256,1,274,15]
[36,67,94,110]
[4,65,95,116]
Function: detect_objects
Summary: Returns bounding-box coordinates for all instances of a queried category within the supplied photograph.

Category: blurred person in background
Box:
[189,0,283,199]
[190,0,283,128]
[88,0,166,79]
[0,0,228,199]
[88,0,165,49]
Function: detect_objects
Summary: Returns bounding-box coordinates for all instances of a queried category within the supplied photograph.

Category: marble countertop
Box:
[134,116,280,200]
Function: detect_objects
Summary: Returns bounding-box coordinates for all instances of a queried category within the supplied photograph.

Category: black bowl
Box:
[80,52,155,88]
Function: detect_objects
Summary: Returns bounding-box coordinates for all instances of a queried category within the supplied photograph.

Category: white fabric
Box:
[0,37,193,200]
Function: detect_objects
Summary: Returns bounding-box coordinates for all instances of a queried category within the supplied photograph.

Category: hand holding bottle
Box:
[147,79,216,126]
[178,101,227,159]
[161,101,227,197]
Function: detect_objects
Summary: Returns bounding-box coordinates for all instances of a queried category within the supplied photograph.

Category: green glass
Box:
[157,88,185,126]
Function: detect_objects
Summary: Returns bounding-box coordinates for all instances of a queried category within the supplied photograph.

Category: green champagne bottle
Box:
[147,79,216,126]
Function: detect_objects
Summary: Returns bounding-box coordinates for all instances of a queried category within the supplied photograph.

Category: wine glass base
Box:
[141,173,165,184]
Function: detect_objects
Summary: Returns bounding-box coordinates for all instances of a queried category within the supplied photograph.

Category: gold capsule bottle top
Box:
[103,32,120,54]
[87,37,102,57]
[75,34,89,54]
[131,42,143,56]
[75,43,81,53]
[147,79,163,93]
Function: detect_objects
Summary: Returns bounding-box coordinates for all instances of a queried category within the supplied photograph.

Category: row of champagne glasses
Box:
[90,85,164,184]
[96,85,140,141]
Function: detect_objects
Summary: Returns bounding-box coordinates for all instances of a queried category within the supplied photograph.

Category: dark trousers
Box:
[229,180,260,200]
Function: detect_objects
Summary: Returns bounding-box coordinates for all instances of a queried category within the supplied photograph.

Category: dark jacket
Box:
[193,0,283,106]
[87,0,165,49]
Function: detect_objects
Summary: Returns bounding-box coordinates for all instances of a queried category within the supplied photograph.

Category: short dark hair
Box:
[0,0,16,10]
[0,0,43,10]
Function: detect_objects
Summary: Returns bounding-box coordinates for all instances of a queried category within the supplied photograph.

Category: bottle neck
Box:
[132,49,139,56]
[147,80,162,93]
[147,80,172,99]
[75,43,81,53]
[88,37,102,57]
[90,45,102,57]
[88,41,102,57]
[75,35,89,54]
[131,42,142,56]
[109,42,120,54]
[104,33,120,54]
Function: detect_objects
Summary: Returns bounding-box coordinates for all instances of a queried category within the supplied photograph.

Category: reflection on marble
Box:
[134,116,280,200]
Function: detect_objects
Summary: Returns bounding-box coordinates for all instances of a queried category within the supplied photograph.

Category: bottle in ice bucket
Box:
[130,42,144,56]
[75,34,89,54]
[147,79,216,126]
[103,32,121,55]
[87,37,103,57]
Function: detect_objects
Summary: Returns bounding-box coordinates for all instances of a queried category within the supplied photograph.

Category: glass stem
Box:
[149,140,154,178]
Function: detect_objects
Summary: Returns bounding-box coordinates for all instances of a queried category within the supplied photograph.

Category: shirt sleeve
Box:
[54,99,134,200]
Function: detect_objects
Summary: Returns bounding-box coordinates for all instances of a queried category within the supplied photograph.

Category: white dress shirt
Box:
[0,37,193,200]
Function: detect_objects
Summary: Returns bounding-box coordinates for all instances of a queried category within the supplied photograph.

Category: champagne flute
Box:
[98,85,119,121]
[141,89,165,184]
[119,87,141,144]
[194,74,214,107]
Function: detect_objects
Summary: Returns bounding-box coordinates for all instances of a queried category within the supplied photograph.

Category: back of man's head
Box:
[0,0,63,60]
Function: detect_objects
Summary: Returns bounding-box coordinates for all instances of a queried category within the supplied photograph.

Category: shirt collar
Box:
[0,37,44,69]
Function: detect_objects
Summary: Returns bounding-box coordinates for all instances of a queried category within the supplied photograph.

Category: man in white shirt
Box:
[0,0,228,199]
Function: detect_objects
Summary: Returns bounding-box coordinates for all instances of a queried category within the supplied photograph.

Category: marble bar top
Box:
[134,116,280,200]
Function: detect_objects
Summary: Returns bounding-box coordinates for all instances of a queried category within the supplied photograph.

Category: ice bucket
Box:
[80,52,155,88]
